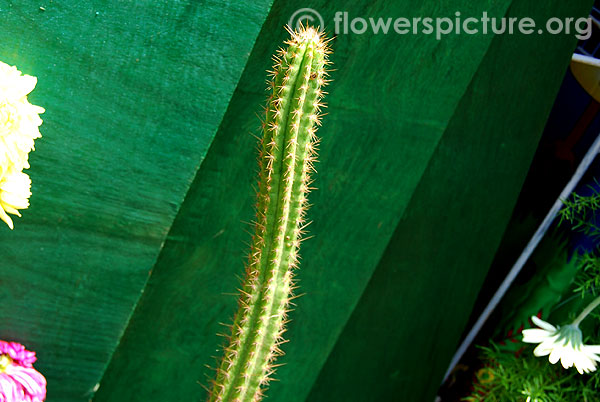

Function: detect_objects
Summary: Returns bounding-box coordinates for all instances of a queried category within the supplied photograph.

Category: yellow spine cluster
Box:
[0,61,44,229]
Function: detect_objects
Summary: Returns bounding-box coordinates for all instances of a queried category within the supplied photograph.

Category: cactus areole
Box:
[207,26,331,402]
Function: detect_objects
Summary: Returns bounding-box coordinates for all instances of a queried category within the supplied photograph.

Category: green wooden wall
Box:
[0,0,592,401]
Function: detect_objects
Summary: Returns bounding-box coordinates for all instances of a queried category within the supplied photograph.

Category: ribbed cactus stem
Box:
[207,26,330,402]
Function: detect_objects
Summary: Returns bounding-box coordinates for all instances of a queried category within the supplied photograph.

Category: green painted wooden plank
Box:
[0,1,273,401]
[92,1,522,401]
[306,1,594,401]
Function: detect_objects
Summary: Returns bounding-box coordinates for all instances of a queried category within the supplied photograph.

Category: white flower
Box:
[0,170,31,229]
[0,61,44,176]
[522,315,600,374]
[0,61,43,229]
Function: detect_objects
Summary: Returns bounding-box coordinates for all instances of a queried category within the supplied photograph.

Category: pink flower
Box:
[0,341,46,401]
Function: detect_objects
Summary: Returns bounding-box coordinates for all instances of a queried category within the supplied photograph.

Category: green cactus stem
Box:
[207,26,331,402]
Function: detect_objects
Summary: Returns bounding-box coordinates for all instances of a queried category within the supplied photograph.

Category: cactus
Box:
[207,26,331,402]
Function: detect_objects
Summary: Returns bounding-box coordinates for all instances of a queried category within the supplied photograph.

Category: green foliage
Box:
[557,187,600,297]
[573,253,600,298]
[207,27,330,402]
[466,187,600,400]
[465,344,600,402]
[558,185,600,239]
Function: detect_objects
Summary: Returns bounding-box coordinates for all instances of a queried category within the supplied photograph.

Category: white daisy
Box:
[522,315,600,374]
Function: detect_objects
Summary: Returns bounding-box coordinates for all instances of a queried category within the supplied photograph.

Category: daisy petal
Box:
[533,342,554,357]
[549,346,562,364]
[522,328,553,343]
[531,316,556,332]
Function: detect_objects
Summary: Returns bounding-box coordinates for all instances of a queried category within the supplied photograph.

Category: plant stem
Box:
[572,294,600,327]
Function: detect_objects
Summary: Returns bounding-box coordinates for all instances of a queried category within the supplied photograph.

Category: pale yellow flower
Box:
[0,61,43,229]
[0,61,44,173]
[0,170,31,229]
[522,315,600,374]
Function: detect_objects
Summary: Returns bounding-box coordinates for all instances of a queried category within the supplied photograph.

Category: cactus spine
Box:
[208,26,330,402]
